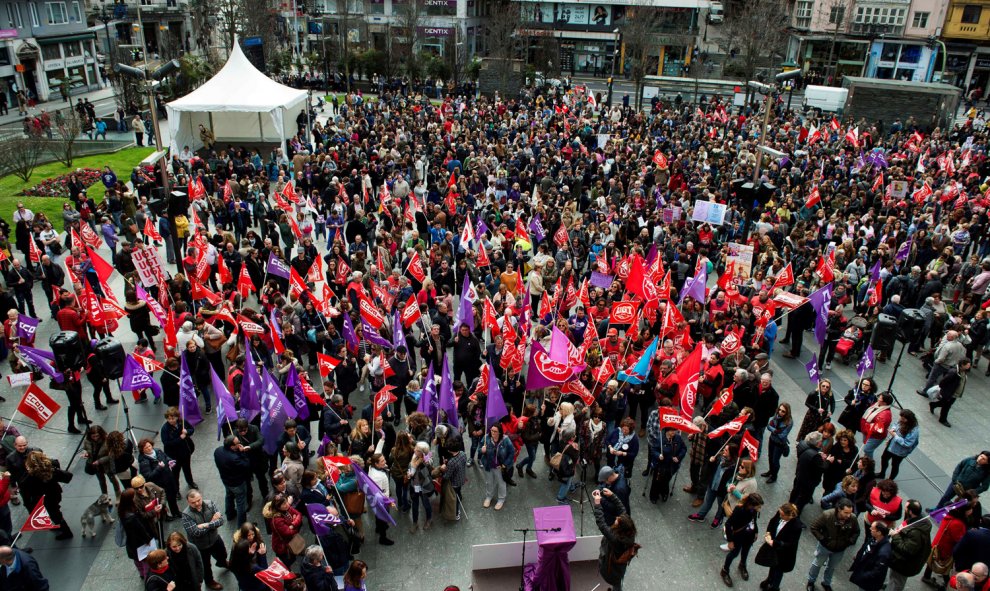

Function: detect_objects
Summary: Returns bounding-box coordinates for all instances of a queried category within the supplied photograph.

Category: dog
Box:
[80,494,115,538]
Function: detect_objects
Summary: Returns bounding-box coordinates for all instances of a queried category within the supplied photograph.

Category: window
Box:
[41,43,61,60]
[29,3,40,26]
[47,2,69,24]
[829,6,845,24]
[961,5,982,23]
[912,11,929,28]
[854,5,905,25]
[0,47,11,66]
[795,0,813,28]
[7,4,23,28]
[63,40,81,56]
[71,1,81,21]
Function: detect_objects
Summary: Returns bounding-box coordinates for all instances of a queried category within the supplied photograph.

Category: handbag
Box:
[226,341,241,362]
[927,545,953,575]
[754,542,777,567]
[287,533,306,555]
[721,499,735,518]
[206,333,226,350]
[781,442,791,457]
[343,491,366,515]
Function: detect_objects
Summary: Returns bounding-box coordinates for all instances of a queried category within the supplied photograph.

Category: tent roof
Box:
[167,43,307,113]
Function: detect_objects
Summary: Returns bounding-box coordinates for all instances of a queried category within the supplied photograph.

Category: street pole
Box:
[752,90,773,183]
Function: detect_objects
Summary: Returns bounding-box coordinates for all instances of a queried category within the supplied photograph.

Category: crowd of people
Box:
[1,77,990,591]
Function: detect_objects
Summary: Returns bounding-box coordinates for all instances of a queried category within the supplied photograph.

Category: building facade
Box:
[941,0,990,93]
[0,0,103,104]
[787,0,947,84]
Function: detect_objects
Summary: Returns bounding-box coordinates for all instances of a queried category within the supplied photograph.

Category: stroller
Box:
[836,316,869,364]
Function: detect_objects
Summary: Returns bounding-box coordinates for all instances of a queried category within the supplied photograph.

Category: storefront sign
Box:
[0,29,18,40]
[44,60,64,71]
[66,56,84,67]
[424,0,456,5]
[418,26,454,36]
[976,57,990,69]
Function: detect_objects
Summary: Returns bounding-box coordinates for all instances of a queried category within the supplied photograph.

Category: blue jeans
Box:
[469,435,482,461]
[411,489,432,523]
[861,437,883,460]
[723,541,752,571]
[557,476,576,503]
[224,482,248,526]
[695,486,725,520]
[516,442,537,472]
[393,477,410,511]
[767,440,786,477]
[807,542,846,586]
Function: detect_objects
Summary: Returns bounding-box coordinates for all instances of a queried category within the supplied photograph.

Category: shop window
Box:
[899,44,921,63]
[42,44,62,60]
[365,0,384,15]
[0,47,10,66]
[64,41,82,57]
[881,43,899,62]
[47,2,69,25]
[961,5,982,23]
[912,11,929,28]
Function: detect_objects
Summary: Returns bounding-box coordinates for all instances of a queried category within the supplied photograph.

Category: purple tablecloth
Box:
[523,505,577,591]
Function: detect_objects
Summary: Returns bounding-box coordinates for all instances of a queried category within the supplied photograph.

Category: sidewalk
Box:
[1,86,120,127]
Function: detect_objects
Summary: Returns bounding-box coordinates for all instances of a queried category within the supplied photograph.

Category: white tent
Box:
[166,43,307,155]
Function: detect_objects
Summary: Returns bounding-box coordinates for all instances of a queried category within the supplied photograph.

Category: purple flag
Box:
[805,354,820,385]
[526,341,579,390]
[267,252,291,279]
[316,435,333,456]
[260,367,297,455]
[17,344,55,361]
[437,354,458,429]
[857,345,876,377]
[270,309,283,338]
[869,260,882,282]
[137,285,166,326]
[306,503,341,536]
[210,364,237,440]
[929,499,969,524]
[590,271,614,289]
[352,462,397,526]
[179,351,204,426]
[17,345,63,383]
[240,337,262,422]
[548,326,572,364]
[120,355,162,399]
[361,317,393,348]
[417,362,438,422]
[343,313,359,352]
[392,309,407,351]
[529,215,546,243]
[679,268,708,305]
[455,273,477,332]
[476,217,489,237]
[15,315,39,341]
[486,358,509,426]
[645,244,658,266]
[808,283,833,346]
[285,364,310,421]
[895,236,914,263]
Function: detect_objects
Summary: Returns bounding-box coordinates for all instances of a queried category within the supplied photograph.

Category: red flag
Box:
[406,251,426,283]
[720,328,745,356]
[771,263,795,291]
[741,430,760,461]
[805,186,821,209]
[710,385,734,417]
[871,173,883,193]
[133,353,165,373]
[17,383,62,429]
[867,278,883,307]
[514,218,530,244]
[217,255,233,286]
[476,241,491,268]
[373,385,397,418]
[27,236,42,264]
[254,557,294,591]
[653,150,669,168]
[659,407,702,434]
[609,301,638,325]
[707,415,746,439]
[593,357,616,384]
[447,170,457,188]
[163,310,178,357]
[235,314,266,335]
[237,264,254,298]
[85,246,114,284]
[307,255,324,284]
[191,279,222,305]
[143,217,163,241]
[359,294,386,329]
[845,126,859,148]
[281,181,299,204]
[289,267,308,297]
[336,257,351,285]
[676,346,702,418]
[317,353,341,377]
[79,222,103,249]
[401,295,423,328]
[269,319,285,355]
[815,251,835,283]
[212,308,237,327]
[561,379,596,407]
[830,117,840,131]
[22,496,60,532]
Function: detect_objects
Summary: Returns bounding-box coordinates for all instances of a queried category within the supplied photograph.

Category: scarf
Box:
[863,403,890,424]
[615,430,635,449]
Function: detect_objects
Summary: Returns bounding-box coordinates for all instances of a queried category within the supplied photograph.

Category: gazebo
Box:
[166,42,308,155]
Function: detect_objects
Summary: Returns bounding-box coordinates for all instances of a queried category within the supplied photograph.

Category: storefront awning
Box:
[37,32,96,46]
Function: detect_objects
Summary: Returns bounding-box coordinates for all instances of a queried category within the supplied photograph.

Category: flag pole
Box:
[0,410,19,440]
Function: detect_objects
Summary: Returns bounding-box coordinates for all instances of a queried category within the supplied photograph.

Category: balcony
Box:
[849,22,904,36]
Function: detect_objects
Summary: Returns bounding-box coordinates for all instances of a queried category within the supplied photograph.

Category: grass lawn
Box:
[0,146,154,225]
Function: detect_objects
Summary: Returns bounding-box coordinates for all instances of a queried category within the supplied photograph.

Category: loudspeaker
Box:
[50,331,84,372]
[95,337,126,380]
[871,314,898,350]
[897,308,926,343]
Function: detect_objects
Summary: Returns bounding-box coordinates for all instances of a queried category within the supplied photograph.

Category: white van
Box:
[708,2,725,23]
[802,85,849,113]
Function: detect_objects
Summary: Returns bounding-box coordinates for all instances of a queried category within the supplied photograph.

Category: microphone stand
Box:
[514,526,562,591]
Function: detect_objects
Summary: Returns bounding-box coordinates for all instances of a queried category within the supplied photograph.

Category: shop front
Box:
[865,40,935,82]
[38,32,102,100]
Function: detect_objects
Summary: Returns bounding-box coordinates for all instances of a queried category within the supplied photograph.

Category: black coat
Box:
[214,445,251,487]
[122,512,156,560]
[849,536,892,591]
[763,514,804,572]
[0,548,48,591]
[793,441,827,492]
[724,506,760,546]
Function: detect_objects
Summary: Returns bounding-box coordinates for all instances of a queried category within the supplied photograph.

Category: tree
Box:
[445,28,470,88]
[0,132,47,182]
[484,0,523,94]
[621,7,662,110]
[48,109,84,167]
[395,0,425,80]
[716,0,790,85]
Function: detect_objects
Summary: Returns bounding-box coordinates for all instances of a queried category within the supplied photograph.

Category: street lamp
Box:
[607,27,620,107]
[96,2,117,72]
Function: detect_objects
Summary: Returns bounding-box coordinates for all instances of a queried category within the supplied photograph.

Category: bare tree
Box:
[48,109,84,167]
[0,133,47,182]
[716,0,790,84]
[445,27,470,87]
[621,7,662,110]
[395,0,425,79]
[484,0,523,93]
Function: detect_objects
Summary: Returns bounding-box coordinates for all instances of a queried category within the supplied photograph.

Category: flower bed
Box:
[20,168,102,198]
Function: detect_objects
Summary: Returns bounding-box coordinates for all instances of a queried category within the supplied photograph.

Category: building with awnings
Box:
[1,0,102,104]
[940,0,990,93]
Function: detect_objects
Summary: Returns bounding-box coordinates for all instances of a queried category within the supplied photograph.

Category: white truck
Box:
[803,85,848,113]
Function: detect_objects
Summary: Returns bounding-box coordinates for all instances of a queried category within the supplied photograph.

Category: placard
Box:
[691,199,727,225]
[726,242,755,282]
[7,372,32,387]
[890,180,908,198]
[131,246,169,288]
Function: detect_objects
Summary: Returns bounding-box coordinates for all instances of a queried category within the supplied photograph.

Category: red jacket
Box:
[860,404,892,440]
[934,514,968,560]
[270,507,303,556]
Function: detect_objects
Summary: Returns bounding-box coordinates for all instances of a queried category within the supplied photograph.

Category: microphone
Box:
[550,527,562,532]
